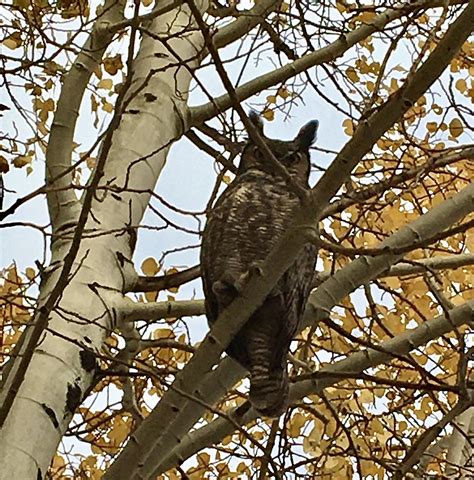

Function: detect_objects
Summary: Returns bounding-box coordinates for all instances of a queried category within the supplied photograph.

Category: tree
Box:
[1,0,473,478]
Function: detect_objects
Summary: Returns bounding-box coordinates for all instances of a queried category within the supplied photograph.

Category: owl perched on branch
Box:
[200,112,318,417]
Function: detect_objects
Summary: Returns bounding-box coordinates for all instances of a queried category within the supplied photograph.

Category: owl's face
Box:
[237,113,319,186]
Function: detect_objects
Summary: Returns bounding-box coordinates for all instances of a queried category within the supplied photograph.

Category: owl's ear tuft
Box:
[248,111,264,134]
[295,120,319,149]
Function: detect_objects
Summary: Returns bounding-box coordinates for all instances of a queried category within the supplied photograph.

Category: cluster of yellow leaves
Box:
[71,406,134,476]
[58,0,90,19]
[140,257,181,303]
[1,265,33,366]
[261,86,292,121]
[33,97,55,122]
[89,55,123,122]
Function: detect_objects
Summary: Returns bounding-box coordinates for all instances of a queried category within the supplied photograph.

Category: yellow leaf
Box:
[266,95,277,104]
[25,267,36,280]
[145,291,158,302]
[2,32,22,50]
[12,155,32,168]
[86,156,97,169]
[103,55,123,75]
[43,98,55,111]
[449,118,463,138]
[50,454,66,471]
[335,0,347,13]
[389,78,398,93]
[91,94,98,113]
[262,109,274,121]
[98,79,113,90]
[358,11,376,23]
[288,412,306,437]
[426,121,437,133]
[102,101,114,113]
[197,452,210,466]
[455,78,467,93]
[383,277,401,290]
[356,59,370,74]
[277,87,290,99]
[105,334,118,348]
[370,62,380,74]
[346,67,359,83]
[38,121,49,136]
[141,257,160,276]
[153,328,174,339]
[0,155,9,173]
[417,95,426,106]
[342,118,354,136]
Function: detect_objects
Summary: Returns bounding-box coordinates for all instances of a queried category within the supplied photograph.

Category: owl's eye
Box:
[282,151,304,164]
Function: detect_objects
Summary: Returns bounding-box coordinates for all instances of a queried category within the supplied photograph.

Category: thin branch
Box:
[131,265,201,293]
[106,0,184,34]
[213,0,282,50]
[119,299,204,323]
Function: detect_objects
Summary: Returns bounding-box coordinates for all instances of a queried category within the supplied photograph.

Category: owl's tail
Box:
[249,366,289,418]
[248,334,289,418]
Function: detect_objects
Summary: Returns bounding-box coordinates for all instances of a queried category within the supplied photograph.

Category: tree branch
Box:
[45,0,126,232]
[129,252,474,295]
[190,0,462,125]
[213,0,282,49]
[119,299,204,322]
[131,265,201,293]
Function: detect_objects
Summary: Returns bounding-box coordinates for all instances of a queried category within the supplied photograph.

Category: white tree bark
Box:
[445,407,474,478]
[0,2,209,477]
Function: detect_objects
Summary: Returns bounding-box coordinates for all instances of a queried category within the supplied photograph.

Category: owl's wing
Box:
[271,243,317,355]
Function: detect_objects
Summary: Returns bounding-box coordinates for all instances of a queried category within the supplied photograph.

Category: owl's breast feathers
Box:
[202,171,301,289]
[201,170,316,338]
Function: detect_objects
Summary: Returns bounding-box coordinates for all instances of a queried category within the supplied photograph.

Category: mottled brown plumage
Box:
[200,113,318,417]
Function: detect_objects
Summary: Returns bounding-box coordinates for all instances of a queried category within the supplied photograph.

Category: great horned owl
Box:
[200,112,318,417]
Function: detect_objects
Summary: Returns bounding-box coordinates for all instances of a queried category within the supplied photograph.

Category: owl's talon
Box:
[249,264,264,277]
[235,263,263,292]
